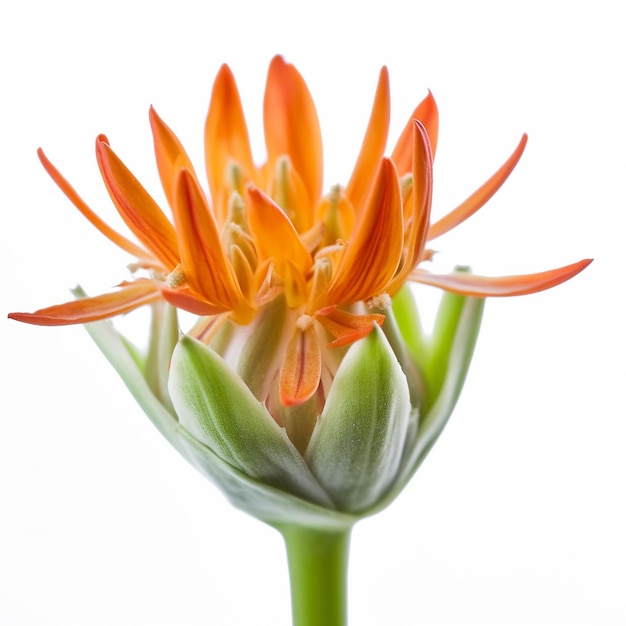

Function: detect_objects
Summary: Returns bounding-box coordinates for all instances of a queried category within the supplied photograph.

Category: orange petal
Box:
[345,67,390,215]
[246,185,312,276]
[388,120,434,294]
[96,135,180,269]
[323,158,403,306]
[391,90,439,175]
[159,285,231,317]
[315,306,385,348]
[428,134,528,241]
[279,325,321,406]
[411,259,592,296]
[264,55,323,206]
[37,149,152,262]
[204,64,256,209]
[8,280,161,326]
[172,169,244,309]
[149,106,197,209]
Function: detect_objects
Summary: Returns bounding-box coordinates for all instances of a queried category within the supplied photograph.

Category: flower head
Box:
[9,57,590,521]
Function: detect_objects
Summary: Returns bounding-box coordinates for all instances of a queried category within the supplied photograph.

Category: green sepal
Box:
[178,425,356,531]
[235,295,290,400]
[305,325,411,514]
[375,291,484,510]
[71,288,186,459]
[169,336,334,508]
[144,301,179,414]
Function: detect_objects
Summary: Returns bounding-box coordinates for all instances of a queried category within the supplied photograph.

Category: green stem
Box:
[279,525,351,626]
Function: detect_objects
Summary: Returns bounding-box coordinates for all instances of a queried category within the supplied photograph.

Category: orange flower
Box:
[9,56,591,406]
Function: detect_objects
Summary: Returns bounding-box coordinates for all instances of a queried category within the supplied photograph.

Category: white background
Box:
[1,1,624,624]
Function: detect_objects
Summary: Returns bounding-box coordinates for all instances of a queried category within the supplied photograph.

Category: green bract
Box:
[79,281,484,529]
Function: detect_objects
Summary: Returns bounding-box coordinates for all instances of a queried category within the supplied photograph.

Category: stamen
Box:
[227,191,248,229]
[166,263,188,288]
[366,292,392,311]
[296,314,315,331]
[227,161,244,194]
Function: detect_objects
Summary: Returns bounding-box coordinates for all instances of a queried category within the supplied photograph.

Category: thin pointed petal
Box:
[160,285,232,317]
[411,259,592,296]
[205,64,256,205]
[345,67,390,214]
[279,326,321,406]
[315,306,385,348]
[391,90,439,175]
[37,149,152,262]
[8,280,160,326]
[149,106,196,209]
[428,134,528,241]
[264,55,323,206]
[96,135,180,268]
[172,169,244,309]
[246,185,312,276]
[324,158,403,306]
[388,120,434,294]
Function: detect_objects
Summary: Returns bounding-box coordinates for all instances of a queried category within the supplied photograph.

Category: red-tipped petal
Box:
[8,280,161,326]
[391,90,439,175]
[345,66,390,215]
[96,136,180,269]
[411,259,593,296]
[428,134,528,241]
[149,106,197,209]
[264,55,323,206]
[323,158,403,306]
[37,148,152,262]
[279,325,321,406]
[315,306,385,348]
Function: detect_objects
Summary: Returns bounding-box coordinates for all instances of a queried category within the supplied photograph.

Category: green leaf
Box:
[169,336,334,508]
[305,326,411,513]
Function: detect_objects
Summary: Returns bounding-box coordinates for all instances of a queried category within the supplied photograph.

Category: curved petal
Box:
[411,259,593,296]
[172,169,245,310]
[391,90,439,175]
[323,158,403,306]
[345,66,390,215]
[160,285,232,317]
[428,134,528,241]
[264,55,323,206]
[8,280,161,326]
[246,185,312,276]
[205,64,256,206]
[279,325,322,406]
[96,135,180,269]
[315,306,385,348]
[37,149,152,262]
[149,106,197,209]
[388,120,434,294]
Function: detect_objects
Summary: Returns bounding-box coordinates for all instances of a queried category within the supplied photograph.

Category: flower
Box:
[9,56,590,522]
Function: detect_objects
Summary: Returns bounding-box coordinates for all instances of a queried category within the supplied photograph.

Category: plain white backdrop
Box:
[1,1,624,624]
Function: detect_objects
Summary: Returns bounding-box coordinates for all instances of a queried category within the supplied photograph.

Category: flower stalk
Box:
[279,525,351,626]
